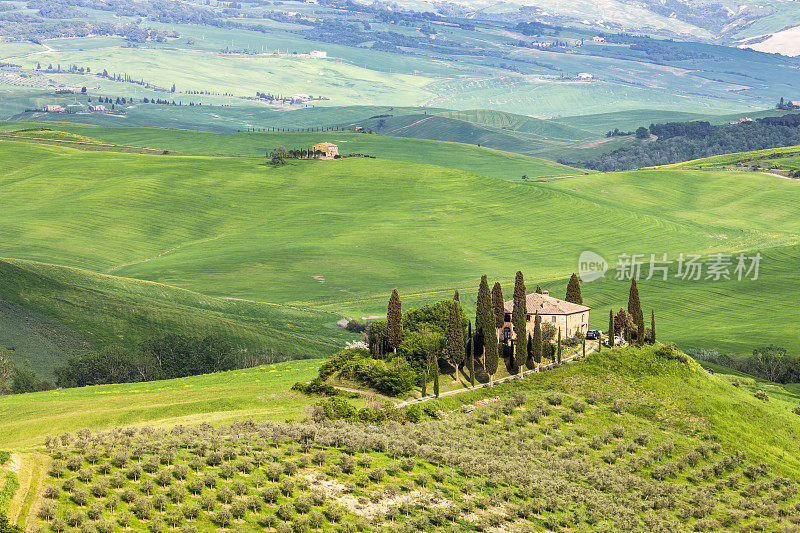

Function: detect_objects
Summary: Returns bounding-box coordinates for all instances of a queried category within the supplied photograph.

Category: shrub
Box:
[277,502,296,521]
[546,393,563,406]
[610,399,625,413]
[214,507,233,528]
[755,390,769,401]
[316,397,358,421]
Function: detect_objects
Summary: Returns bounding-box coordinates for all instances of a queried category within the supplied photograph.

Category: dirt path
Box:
[385,116,433,134]
[7,453,48,528]
[760,171,799,181]
[395,340,599,407]
[329,341,599,408]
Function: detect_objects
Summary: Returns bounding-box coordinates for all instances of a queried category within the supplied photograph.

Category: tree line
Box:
[563,114,800,171]
[0,335,303,395]
[333,272,655,399]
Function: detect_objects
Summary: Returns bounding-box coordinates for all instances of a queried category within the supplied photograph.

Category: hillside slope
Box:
[0,258,354,378]
[5,346,800,531]
[0,122,580,180]
[2,136,800,357]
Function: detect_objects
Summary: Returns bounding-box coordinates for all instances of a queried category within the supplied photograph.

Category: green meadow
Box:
[0,258,355,378]
[2,132,800,371]
[0,121,579,180]
[0,358,325,450]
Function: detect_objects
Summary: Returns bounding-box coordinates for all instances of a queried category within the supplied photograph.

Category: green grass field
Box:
[0,121,580,180]
[2,133,800,371]
[0,258,355,379]
[0,358,326,451]
[662,144,800,170]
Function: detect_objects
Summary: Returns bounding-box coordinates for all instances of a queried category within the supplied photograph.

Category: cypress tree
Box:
[467,321,475,387]
[526,333,533,370]
[582,337,586,358]
[565,273,583,304]
[557,327,562,364]
[512,271,527,377]
[628,279,644,345]
[387,289,403,352]
[421,369,427,397]
[492,282,505,329]
[650,310,656,343]
[445,291,466,380]
[476,275,498,385]
[608,309,614,348]
[535,285,543,294]
[433,359,440,398]
[531,312,542,367]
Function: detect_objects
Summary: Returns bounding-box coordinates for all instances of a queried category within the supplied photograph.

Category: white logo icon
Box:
[578,251,608,283]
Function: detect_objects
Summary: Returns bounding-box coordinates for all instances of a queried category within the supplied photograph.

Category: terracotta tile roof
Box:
[503,293,591,315]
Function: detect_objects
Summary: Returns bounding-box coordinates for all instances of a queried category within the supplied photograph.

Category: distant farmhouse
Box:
[43,104,65,113]
[501,291,590,342]
[310,50,327,59]
[312,142,339,158]
[577,72,594,80]
[89,104,107,112]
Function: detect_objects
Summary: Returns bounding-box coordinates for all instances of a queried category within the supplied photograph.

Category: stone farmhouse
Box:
[312,142,339,158]
[501,291,590,343]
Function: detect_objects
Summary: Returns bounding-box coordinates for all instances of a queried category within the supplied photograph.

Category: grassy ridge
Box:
[0,121,580,180]
[0,258,355,378]
[0,359,326,450]
[2,136,800,361]
[661,145,800,169]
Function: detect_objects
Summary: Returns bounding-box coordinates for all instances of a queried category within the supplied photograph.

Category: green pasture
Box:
[2,134,800,361]
[0,358,324,450]
[0,258,355,378]
[662,144,800,169]
[0,122,580,179]
[7,46,436,106]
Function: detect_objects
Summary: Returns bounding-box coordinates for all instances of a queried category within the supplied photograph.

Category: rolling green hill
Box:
[662,145,800,170]
[2,132,800,365]
[0,258,355,379]
[0,121,580,180]
[0,357,326,451]
[5,346,800,531]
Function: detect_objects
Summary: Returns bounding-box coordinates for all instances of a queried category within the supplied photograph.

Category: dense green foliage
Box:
[52,335,239,388]
[565,273,583,305]
[317,348,418,397]
[566,115,800,171]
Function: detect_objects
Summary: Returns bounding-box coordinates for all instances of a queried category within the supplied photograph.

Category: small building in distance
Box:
[577,72,594,80]
[501,291,590,342]
[310,50,327,59]
[312,142,339,158]
[43,104,65,112]
[89,104,107,112]
[592,36,605,42]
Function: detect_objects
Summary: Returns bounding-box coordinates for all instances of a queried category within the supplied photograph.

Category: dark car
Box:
[586,330,601,340]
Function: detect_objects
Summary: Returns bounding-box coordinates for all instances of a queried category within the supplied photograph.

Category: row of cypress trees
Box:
[606,278,656,348]
[386,274,656,396]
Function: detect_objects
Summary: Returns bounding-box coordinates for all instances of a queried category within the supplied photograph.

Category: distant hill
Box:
[2,131,800,360]
[0,258,354,378]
